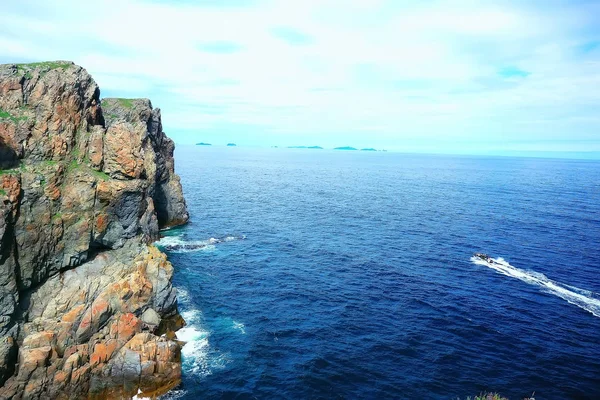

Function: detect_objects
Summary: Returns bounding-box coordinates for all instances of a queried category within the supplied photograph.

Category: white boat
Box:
[474,252,495,263]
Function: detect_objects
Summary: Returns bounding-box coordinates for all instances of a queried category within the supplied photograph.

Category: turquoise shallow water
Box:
[158,147,600,400]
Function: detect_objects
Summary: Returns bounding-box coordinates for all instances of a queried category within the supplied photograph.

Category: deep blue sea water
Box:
[157,147,600,400]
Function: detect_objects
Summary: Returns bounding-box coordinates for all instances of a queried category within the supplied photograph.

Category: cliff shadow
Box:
[0,136,18,169]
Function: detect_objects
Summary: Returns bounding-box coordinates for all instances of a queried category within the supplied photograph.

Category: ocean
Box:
[156,147,600,400]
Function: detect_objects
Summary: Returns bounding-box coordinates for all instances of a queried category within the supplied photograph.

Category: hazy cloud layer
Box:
[1,0,599,153]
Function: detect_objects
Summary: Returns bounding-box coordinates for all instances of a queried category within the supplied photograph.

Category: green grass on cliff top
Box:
[16,61,72,70]
[115,98,135,109]
[102,98,136,109]
[15,61,72,79]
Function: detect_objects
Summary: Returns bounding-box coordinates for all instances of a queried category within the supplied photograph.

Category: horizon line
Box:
[176,144,600,161]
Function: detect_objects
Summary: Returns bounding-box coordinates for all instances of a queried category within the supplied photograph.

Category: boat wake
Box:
[156,235,246,253]
[471,256,600,318]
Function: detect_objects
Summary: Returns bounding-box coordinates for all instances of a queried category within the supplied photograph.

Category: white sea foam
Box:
[471,256,600,318]
[134,388,190,400]
[158,389,188,399]
[233,320,246,334]
[156,234,245,253]
[224,235,245,242]
[208,352,231,370]
[178,325,209,353]
[177,308,233,377]
[178,320,212,377]
[180,309,202,323]
[155,235,186,247]
[176,287,190,304]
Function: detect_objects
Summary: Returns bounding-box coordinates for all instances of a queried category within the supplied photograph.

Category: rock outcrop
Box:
[0,61,189,399]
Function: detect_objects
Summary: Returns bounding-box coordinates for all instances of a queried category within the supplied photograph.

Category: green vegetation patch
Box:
[15,61,72,79]
[0,166,21,176]
[16,61,72,71]
[67,159,80,173]
[91,169,110,181]
[0,189,6,196]
[0,107,28,123]
[115,98,135,109]
[65,157,110,181]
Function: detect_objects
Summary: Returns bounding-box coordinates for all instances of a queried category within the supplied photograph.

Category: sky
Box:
[1,0,599,155]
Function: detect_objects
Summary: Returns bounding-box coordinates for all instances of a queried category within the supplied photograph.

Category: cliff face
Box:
[0,61,189,399]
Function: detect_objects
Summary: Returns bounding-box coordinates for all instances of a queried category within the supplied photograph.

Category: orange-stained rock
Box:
[76,299,112,343]
[90,343,108,366]
[23,331,55,349]
[70,363,91,385]
[95,213,109,234]
[109,313,142,344]
[18,346,52,380]
[53,370,70,386]
[1,174,21,205]
[62,304,86,323]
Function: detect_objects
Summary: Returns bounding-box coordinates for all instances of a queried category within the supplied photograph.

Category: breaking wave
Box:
[177,309,213,377]
[156,234,246,253]
[173,302,231,382]
[471,256,600,318]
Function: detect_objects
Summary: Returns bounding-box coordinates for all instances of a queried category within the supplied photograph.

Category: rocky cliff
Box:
[0,61,189,399]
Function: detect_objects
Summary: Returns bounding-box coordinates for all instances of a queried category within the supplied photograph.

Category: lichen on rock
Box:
[0,61,189,399]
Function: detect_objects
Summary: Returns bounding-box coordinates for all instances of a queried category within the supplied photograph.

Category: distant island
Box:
[227,143,237,147]
[334,146,358,151]
[196,142,212,146]
[288,146,323,149]
[361,148,377,151]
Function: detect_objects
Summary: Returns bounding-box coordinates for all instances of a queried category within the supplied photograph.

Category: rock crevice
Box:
[0,61,189,399]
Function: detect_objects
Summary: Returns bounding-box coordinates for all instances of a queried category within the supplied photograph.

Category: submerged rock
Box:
[0,61,189,399]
